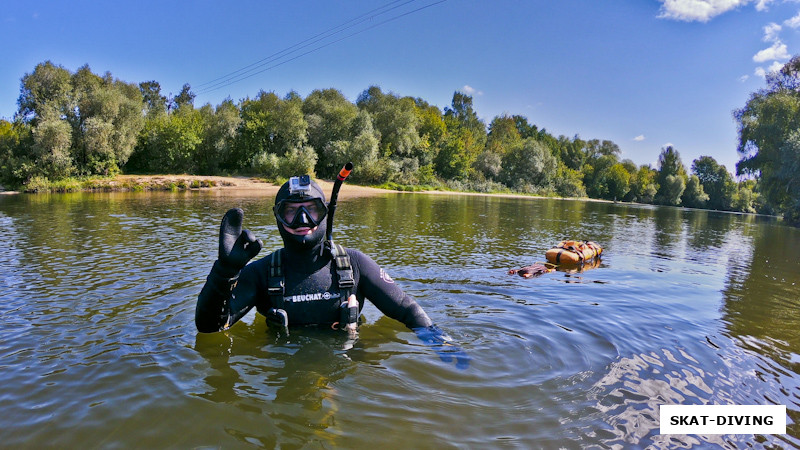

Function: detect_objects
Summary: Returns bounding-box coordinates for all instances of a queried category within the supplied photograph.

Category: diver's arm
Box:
[349,250,470,369]
[196,262,238,332]
[349,250,433,329]
[195,208,262,333]
[195,261,259,332]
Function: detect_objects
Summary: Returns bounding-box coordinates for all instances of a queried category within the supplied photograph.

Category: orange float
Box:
[545,240,603,265]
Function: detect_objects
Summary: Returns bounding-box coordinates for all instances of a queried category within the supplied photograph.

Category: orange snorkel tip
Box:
[327,162,354,244]
[337,162,354,181]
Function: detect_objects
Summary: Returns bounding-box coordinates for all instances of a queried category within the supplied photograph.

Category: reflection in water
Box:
[0,191,798,447]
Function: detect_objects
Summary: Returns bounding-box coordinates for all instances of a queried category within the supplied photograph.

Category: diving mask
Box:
[274,198,328,229]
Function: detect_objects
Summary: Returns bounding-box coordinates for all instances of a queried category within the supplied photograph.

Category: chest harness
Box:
[265,243,357,333]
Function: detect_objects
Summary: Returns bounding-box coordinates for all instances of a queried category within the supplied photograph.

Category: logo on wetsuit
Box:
[285,291,342,303]
[380,268,394,284]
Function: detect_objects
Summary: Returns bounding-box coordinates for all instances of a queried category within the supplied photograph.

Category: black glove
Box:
[215,208,262,276]
[414,325,471,370]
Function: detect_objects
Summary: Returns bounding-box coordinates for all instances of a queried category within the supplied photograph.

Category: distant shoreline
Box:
[0,173,630,208]
[0,173,670,205]
[0,175,777,220]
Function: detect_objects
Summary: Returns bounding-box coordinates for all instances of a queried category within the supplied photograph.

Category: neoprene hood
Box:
[274,176,328,252]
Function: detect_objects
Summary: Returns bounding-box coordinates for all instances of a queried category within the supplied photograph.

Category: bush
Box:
[23,176,52,193]
[252,152,280,178]
[278,145,318,178]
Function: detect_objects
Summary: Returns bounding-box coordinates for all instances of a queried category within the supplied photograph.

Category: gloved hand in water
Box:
[215,208,262,276]
[414,325,471,370]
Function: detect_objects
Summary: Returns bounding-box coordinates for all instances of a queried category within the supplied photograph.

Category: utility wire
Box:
[195,0,414,90]
[196,0,446,95]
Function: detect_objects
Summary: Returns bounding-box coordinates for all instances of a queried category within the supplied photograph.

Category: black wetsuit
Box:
[195,246,433,332]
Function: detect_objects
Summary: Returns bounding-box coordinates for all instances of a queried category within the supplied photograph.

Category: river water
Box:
[0,190,798,448]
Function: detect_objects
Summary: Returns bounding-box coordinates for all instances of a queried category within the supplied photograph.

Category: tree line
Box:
[1,60,797,225]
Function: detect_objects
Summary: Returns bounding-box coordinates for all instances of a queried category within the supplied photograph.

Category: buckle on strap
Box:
[337,270,355,289]
[331,243,355,289]
[267,279,284,295]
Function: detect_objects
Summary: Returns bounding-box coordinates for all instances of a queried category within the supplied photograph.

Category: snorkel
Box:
[326,162,357,334]
[326,162,353,247]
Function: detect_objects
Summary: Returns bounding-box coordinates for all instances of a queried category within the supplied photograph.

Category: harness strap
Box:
[266,245,357,329]
[267,249,285,310]
[330,243,357,328]
[331,243,355,293]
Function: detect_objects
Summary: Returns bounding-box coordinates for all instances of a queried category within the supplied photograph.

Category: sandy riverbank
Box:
[0,174,397,198]
[0,174,606,204]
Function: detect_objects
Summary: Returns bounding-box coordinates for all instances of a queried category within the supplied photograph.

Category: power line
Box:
[195,0,414,90]
[195,0,446,95]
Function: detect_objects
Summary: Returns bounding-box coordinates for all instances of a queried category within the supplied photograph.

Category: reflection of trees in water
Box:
[344,194,625,271]
[720,222,800,352]
[719,222,800,441]
[192,316,402,447]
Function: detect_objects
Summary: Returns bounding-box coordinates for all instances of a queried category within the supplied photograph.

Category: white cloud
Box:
[753,41,789,62]
[657,0,751,22]
[739,74,750,82]
[755,0,774,11]
[785,11,800,28]
[634,135,646,141]
[461,85,483,96]
[755,61,784,77]
[763,22,781,42]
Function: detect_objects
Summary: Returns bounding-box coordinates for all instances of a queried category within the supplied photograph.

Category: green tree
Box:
[16,61,73,124]
[320,110,385,183]
[474,150,503,180]
[436,91,486,180]
[234,90,308,170]
[512,115,546,140]
[31,110,74,179]
[606,163,631,201]
[129,107,203,173]
[173,83,196,111]
[413,100,446,168]
[139,81,168,117]
[486,115,522,156]
[691,156,736,210]
[76,74,144,174]
[499,138,557,191]
[655,146,687,205]
[583,154,619,199]
[17,62,144,177]
[0,119,33,187]
[435,126,481,180]
[554,162,586,197]
[357,86,420,159]
[556,135,587,171]
[628,165,658,203]
[584,139,621,161]
[303,88,359,177]
[476,115,521,180]
[735,56,800,224]
[732,180,758,213]
[195,99,241,174]
[681,175,709,208]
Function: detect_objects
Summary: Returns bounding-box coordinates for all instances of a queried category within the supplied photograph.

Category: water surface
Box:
[1,191,798,448]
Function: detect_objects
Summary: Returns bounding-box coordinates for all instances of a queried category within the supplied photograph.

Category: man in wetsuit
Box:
[195,176,438,337]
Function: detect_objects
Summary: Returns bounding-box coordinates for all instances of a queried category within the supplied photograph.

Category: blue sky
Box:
[3,1,800,174]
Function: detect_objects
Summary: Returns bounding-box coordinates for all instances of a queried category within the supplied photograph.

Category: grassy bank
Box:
[16,175,237,193]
